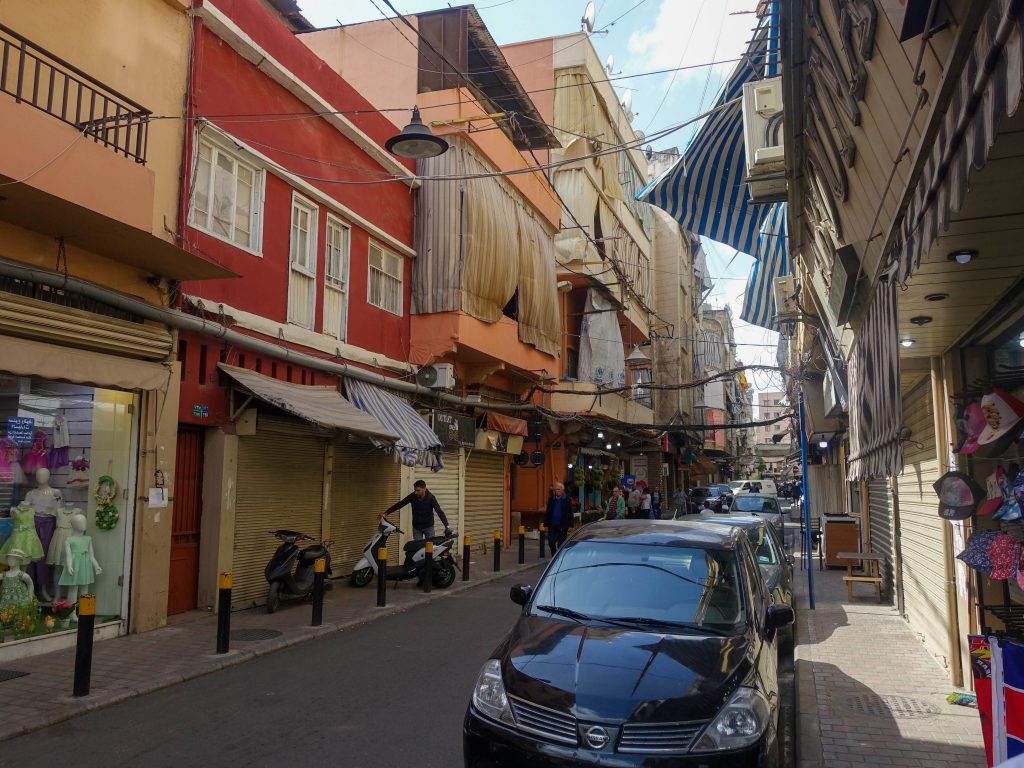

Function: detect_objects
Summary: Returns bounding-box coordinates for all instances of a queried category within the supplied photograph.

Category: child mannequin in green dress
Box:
[58,513,102,621]
[0,549,35,618]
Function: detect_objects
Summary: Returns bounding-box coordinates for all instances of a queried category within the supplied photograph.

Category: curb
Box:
[0,557,546,744]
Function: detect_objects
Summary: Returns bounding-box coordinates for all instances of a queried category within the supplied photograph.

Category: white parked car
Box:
[733,478,778,496]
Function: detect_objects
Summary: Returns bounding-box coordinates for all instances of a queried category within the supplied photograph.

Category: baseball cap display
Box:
[933,471,985,520]
[959,402,988,455]
[978,388,1024,447]
[979,469,1006,516]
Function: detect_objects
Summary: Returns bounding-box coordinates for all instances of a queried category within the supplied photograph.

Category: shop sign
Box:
[192,404,210,418]
[6,416,34,445]
[431,410,475,448]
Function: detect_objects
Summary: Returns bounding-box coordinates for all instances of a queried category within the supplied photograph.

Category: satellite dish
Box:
[645,145,654,161]
[621,89,633,116]
[581,1,596,33]
[605,54,615,74]
[634,130,645,142]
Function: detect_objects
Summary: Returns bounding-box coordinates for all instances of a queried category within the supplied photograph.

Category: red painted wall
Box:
[179,2,414,369]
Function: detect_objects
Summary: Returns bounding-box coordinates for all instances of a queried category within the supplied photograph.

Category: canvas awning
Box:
[218,364,399,442]
[344,378,445,471]
[740,203,791,330]
[484,411,529,436]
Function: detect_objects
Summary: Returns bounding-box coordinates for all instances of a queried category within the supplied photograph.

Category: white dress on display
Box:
[47,507,76,566]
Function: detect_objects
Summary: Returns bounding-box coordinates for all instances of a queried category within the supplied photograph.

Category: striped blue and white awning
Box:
[740,202,791,330]
[344,378,444,471]
[639,22,773,254]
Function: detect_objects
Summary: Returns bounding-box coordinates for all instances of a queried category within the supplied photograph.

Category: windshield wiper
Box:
[535,605,592,622]
[597,616,730,636]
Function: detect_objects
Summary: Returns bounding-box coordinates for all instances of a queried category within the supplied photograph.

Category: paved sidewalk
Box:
[0,540,550,743]
[793,557,986,767]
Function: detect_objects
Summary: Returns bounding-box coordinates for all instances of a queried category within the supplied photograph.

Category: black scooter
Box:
[265,529,333,613]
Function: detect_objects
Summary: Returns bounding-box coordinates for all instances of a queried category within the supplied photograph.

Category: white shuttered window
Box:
[324,216,350,340]
[288,194,318,329]
[368,243,402,315]
[189,138,263,253]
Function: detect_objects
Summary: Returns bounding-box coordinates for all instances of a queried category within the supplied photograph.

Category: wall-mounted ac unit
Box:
[415,363,456,390]
[773,275,800,323]
[741,76,787,203]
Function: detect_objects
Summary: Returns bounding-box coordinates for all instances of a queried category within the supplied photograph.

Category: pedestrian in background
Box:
[672,488,686,519]
[651,486,662,519]
[605,486,626,520]
[544,482,572,555]
[639,487,652,519]
[626,485,641,519]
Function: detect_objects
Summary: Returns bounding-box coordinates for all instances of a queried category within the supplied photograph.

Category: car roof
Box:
[571,519,743,550]
[682,514,766,530]
[733,493,777,501]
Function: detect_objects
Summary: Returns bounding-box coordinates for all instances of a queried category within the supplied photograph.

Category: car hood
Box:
[501,616,752,723]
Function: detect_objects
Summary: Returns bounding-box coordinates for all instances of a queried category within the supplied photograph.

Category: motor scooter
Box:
[349,516,458,589]
[264,529,333,613]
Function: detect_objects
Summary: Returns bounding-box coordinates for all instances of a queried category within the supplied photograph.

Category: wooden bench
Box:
[837,551,884,603]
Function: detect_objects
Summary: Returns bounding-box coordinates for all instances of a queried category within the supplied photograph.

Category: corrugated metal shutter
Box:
[0,290,172,360]
[233,416,326,609]
[897,380,950,666]
[414,450,460,533]
[464,452,505,553]
[867,479,893,598]
[807,464,842,520]
[331,440,402,572]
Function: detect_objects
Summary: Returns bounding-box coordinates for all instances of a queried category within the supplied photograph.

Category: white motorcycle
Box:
[349,515,459,589]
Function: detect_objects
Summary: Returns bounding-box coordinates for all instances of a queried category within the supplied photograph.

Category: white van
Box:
[733,478,778,496]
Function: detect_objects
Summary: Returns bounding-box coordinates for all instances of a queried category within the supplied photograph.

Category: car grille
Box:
[618,720,708,754]
[508,696,578,746]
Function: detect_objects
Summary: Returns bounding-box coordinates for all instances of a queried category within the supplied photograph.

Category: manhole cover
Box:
[0,669,29,683]
[843,694,939,719]
[230,628,282,642]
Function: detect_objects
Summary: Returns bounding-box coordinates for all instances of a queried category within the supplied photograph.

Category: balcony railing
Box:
[0,23,150,164]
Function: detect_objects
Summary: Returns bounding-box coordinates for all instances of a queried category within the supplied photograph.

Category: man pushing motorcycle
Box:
[380,479,452,540]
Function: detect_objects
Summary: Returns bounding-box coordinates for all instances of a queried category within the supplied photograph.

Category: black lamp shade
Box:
[385,106,449,159]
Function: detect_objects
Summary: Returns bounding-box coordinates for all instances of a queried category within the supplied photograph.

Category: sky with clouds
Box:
[296,0,785,403]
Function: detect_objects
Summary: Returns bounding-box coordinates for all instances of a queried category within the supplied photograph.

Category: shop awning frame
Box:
[218,364,399,442]
[345,378,445,471]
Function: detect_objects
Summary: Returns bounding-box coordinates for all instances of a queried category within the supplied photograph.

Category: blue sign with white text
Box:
[6,417,35,446]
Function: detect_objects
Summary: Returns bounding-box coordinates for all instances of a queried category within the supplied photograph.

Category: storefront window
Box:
[0,376,136,641]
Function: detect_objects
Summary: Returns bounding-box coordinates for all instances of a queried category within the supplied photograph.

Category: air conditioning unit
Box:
[741,76,787,203]
[773,276,800,322]
[415,363,456,390]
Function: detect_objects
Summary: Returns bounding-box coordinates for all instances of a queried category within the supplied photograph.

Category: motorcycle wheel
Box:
[433,563,456,589]
[350,567,374,588]
[266,582,281,614]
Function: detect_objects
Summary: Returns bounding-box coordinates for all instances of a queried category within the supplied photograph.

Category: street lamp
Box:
[385,106,449,159]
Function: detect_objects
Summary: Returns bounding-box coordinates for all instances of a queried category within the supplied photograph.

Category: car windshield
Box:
[729,482,744,491]
[530,541,745,630]
[745,526,777,565]
[732,496,779,514]
[690,488,712,499]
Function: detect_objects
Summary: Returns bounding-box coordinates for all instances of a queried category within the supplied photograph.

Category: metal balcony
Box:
[0,23,151,164]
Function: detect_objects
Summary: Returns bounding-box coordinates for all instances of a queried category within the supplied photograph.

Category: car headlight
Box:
[691,687,771,752]
[472,659,514,725]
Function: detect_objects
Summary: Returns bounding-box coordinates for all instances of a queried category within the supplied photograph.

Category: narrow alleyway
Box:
[794,557,986,768]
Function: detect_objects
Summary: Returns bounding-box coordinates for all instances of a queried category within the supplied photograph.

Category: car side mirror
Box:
[766,604,795,631]
[510,584,532,606]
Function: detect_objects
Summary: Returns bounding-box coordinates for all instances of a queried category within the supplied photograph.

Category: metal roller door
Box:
[464,452,505,553]
[331,441,402,575]
[867,479,893,599]
[897,381,951,666]
[233,416,326,609]
[413,450,460,534]
[807,464,842,521]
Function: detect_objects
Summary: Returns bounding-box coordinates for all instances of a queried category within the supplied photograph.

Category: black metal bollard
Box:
[493,531,502,572]
[311,557,325,626]
[376,547,387,608]
[216,572,231,654]
[423,541,433,593]
[539,523,546,558]
[518,525,526,564]
[463,535,471,581]
[72,594,96,697]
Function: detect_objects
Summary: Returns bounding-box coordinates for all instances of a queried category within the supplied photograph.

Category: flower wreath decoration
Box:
[94,475,119,530]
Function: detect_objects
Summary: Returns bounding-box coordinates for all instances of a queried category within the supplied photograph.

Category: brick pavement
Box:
[0,539,550,743]
[793,556,986,768]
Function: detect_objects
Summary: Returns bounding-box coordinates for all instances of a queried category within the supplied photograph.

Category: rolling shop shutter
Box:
[464,452,506,553]
[331,439,402,573]
[896,380,950,666]
[233,416,326,609]
[413,450,461,534]
[867,479,894,600]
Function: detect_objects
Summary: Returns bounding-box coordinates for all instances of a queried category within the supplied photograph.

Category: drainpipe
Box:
[799,390,815,610]
[0,256,539,411]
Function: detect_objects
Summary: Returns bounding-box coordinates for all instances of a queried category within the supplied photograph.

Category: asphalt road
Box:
[2,567,542,768]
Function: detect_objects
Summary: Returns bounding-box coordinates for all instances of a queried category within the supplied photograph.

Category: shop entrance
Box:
[168,426,203,615]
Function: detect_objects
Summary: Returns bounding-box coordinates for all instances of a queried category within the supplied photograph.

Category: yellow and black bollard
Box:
[423,540,433,593]
[493,531,502,572]
[539,523,546,558]
[518,525,526,564]
[216,572,232,654]
[72,594,97,697]
[462,535,471,581]
[311,557,326,626]
[376,547,387,607]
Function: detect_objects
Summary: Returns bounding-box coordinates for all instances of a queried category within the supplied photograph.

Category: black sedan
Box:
[687,486,727,513]
[464,520,794,767]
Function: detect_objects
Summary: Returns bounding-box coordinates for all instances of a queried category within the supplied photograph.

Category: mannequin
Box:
[24,468,63,514]
[24,468,60,603]
[47,506,79,601]
[0,503,44,561]
[0,549,35,620]
[58,513,102,621]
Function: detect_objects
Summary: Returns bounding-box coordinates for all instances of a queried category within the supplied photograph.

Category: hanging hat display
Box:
[957,530,999,574]
[932,470,984,520]
[958,402,988,455]
[979,469,1005,516]
[977,388,1024,453]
